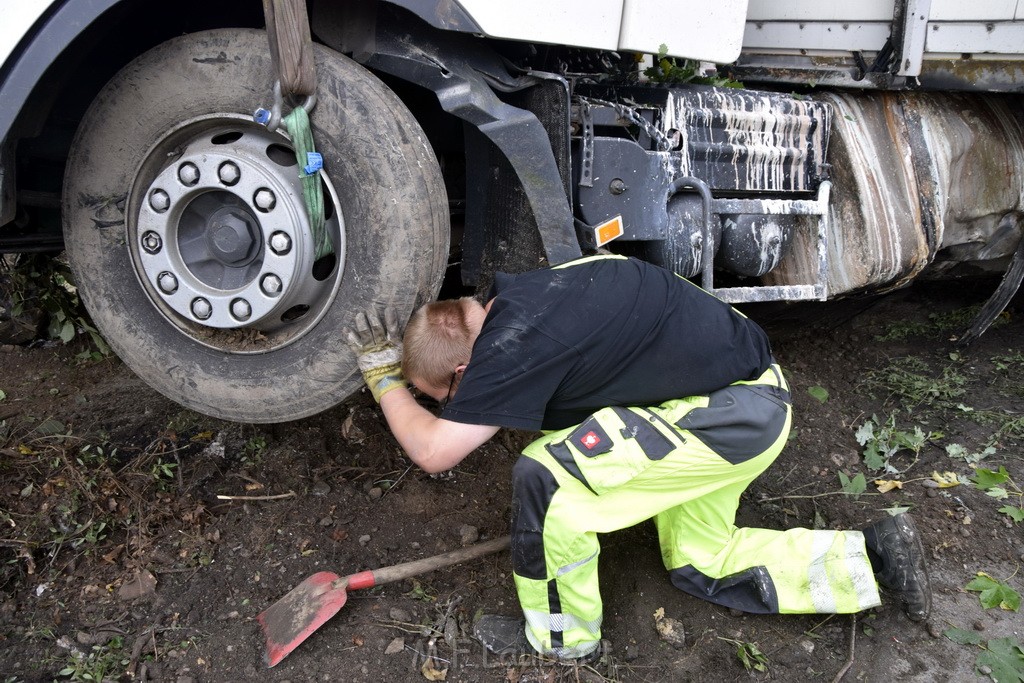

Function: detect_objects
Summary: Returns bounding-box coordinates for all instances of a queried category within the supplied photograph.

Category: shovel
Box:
[258,535,511,667]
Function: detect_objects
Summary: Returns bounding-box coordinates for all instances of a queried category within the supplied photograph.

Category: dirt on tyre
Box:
[62,29,449,423]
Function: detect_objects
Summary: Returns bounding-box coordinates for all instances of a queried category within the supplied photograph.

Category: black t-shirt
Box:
[441,255,773,431]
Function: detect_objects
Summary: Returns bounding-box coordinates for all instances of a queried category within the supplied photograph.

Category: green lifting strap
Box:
[282,106,332,260]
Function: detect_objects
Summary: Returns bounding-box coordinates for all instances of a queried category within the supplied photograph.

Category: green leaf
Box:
[944,627,983,645]
[59,320,75,343]
[986,487,1010,500]
[999,507,1024,523]
[863,445,886,471]
[966,574,1021,612]
[808,386,829,403]
[838,472,867,496]
[854,421,875,446]
[735,641,768,672]
[35,418,66,436]
[971,467,1011,490]
[976,637,1024,683]
[0,389,5,401]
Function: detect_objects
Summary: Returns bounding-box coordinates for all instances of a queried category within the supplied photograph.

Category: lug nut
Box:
[609,178,627,195]
[178,162,200,186]
[254,189,276,212]
[218,161,241,186]
[230,298,252,321]
[157,272,178,294]
[191,297,212,320]
[269,231,292,255]
[149,189,170,213]
[261,273,283,296]
[141,231,163,254]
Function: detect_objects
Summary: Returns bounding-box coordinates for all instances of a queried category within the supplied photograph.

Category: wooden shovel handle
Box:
[344,536,510,591]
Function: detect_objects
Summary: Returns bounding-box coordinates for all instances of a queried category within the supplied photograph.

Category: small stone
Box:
[728,608,744,617]
[118,569,157,602]
[926,488,938,498]
[389,607,413,623]
[75,631,93,645]
[318,517,333,527]
[926,622,943,639]
[960,528,971,538]
[411,542,420,550]
[358,535,371,547]
[655,616,686,649]
[458,524,479,546]
[979,665,992,675]
[921,480,940,488]
[311,480,331,496]
[444,616,458,647]
[624,644,639,661]
[973,620,986,631]
[368,487,383,500]
[384,637,405,655]
[799,638,815,654]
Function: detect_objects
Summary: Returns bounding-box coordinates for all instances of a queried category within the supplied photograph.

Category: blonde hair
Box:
[402,298,476,389]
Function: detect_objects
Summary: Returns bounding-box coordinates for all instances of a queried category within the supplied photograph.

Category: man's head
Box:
[402,297,486,402]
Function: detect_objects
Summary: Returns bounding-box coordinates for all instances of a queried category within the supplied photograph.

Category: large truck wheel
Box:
[62,29,449,422]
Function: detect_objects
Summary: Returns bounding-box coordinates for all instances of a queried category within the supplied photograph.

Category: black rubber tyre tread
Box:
[62,29,449,422]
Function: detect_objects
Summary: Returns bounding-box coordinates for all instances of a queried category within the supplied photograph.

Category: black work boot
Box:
[863,513,932,621]
[473,614,604,665]
[473,614,533,657]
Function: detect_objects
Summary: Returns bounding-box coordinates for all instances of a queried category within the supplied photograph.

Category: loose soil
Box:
[0,279,1022,683]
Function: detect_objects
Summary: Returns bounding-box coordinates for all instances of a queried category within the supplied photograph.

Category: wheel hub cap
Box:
[131,118,344,335]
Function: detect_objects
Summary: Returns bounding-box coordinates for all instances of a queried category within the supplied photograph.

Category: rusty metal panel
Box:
[764,91,1024,295]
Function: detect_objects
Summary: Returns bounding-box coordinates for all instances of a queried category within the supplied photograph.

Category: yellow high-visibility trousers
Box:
[510,364,881,658]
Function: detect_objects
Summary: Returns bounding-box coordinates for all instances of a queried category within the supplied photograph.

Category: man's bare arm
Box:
[380,388,499,473]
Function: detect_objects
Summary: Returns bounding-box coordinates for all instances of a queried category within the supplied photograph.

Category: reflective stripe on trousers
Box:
[510,364,880,657]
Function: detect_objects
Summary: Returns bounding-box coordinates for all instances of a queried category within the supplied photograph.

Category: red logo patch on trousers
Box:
[580,431,601,449]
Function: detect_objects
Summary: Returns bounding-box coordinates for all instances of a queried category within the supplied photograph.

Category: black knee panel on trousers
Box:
[511,456,560,580]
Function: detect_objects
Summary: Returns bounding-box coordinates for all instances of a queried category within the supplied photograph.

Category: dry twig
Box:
[216,490,296,501]
[831,614,857,683]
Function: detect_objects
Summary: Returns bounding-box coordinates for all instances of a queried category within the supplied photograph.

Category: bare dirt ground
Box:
[0,277,1022,683]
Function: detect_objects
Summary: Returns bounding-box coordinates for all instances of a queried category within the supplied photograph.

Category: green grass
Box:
[862,356,967,410]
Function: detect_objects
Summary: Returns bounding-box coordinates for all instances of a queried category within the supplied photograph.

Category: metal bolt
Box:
[609,178,627,195]
[260,273,283,296]
[191,297,212,320]
[149,189,170,213]
[254,189,277,212]
[178,162,200,186]
[269,231,292,255]
[141,231,162,254]
[218,161,240,186]
[157,272,178,294]
[230,298,252,321]
[206,208,260,264]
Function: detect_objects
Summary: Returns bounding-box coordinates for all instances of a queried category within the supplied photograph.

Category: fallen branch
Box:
[831,614,857,683]
[216,490,296,501]
[759,491,880,503]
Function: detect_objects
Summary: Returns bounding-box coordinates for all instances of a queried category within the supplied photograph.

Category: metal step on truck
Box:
[1,0,1021,422]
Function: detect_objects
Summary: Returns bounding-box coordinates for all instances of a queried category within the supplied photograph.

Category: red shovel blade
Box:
[257,571,348,667]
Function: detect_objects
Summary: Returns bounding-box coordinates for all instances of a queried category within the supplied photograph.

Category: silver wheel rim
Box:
[127,114,345,353]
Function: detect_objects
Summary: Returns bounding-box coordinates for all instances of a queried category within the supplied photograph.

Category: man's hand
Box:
[346,308,408,403]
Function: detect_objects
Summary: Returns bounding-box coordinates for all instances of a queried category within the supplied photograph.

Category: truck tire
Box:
[62,29,449,422]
